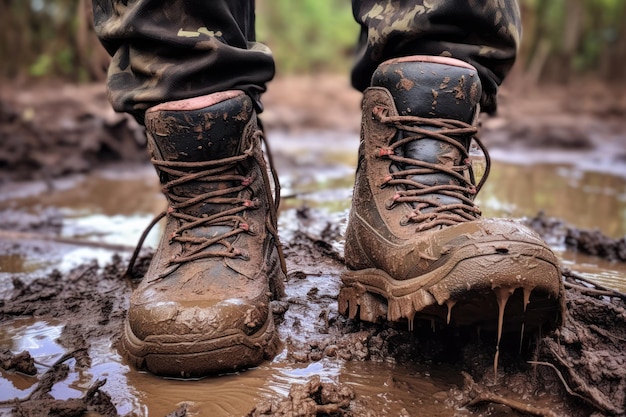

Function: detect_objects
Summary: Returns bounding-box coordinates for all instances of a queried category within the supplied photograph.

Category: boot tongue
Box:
[145,93,254,218]
[371,58,482,208]
[147,93,253,163]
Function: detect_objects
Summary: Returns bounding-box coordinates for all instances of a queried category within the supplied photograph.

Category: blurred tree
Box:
[0,0,108,82]
[519,0,626,84]
[256,0,358,73]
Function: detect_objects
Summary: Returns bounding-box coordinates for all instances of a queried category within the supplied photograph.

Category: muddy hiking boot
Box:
[121,91,286,377]
[340,56,565,336]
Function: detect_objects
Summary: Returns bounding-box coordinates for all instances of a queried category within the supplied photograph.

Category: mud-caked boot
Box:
[121,91,286,377]
[339,56,564,334]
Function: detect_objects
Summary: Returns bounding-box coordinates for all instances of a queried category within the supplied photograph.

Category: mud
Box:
[0,83,147,182]
[249,375,355,417]
[10,372,117,417]
[1,78,626,416]
[566,228,626,262]
[0,350,36,376]
[1,205,625,416]
[527,212,626,263]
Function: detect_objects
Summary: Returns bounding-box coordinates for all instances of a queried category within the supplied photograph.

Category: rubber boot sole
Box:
[120,307,280,378]
[339,250,564,334]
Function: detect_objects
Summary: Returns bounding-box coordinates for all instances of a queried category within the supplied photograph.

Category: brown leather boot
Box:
[121,91,286,377]
[340,56,564,334]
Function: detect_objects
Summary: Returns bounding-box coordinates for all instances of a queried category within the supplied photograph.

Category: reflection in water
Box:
[122,360,272,415]
[0,318,64,401]
[0,165,163,218]
[478,162,626,238]
[0,254,49,274]
[1,136,626,414]
[340,361,463,417]
[0,317,561,417]
[122,358,353,415]
[88,338,145,415]
[0,319,143,414]
[61,213,160,247]
[560,251,626,292]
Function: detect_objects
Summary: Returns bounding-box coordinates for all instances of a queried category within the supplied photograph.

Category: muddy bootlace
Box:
[373,106,491,232]
[125,130,285,279]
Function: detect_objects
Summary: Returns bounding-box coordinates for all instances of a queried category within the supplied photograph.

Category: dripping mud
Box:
[1,78,626,416]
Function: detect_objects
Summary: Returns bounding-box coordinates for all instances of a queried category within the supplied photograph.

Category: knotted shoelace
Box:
[372,105,491,232]
[125,129,285,279]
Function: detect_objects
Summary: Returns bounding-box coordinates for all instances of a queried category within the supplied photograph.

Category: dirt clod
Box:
[248,375,355,417]
[566,228,626,262]
[0,350,37,375]
[526,211,626,263]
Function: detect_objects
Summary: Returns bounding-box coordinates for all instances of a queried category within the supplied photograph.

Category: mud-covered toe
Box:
[339,225,565,334]
[121,290,280,377]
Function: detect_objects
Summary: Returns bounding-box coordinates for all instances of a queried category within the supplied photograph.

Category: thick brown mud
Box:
[1,79,626,416]
[1,169,626,416]
[1,206,625,416]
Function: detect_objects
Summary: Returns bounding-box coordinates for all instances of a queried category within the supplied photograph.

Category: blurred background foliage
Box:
[0,0,624,83]
[257,0,357,73]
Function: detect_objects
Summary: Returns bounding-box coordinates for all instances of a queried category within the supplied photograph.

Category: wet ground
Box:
[1,80,626,416]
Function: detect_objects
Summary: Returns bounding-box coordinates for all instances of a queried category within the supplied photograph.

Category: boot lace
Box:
[125,129,285,279]
[373,106,491,232]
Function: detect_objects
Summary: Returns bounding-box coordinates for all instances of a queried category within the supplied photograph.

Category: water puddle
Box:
[1,130,625,415]
[478,162,626,239]
[0,165,165,280]
[0,318,65,401]
[0,278,468,416]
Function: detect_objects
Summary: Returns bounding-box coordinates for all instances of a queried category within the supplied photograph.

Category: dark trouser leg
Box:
[350,0,521,113]
[91,0,274,123]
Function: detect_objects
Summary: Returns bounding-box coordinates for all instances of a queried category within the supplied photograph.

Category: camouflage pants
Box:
[92,0,520,123]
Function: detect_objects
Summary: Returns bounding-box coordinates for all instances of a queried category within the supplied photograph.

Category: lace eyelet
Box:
[377,148,394,158]
[380,175,393,188]
[372,105,388,119]
[239,222,256,235]
[385,193,402,210]
[243,199,260,208]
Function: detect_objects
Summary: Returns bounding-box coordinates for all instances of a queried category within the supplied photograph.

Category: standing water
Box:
[1,130,625,415]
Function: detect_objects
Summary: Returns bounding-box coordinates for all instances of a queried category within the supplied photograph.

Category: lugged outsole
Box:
[339,253,565,333]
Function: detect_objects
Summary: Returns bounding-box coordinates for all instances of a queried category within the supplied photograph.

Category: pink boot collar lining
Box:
[147,90,244,113]
[381,55,476,70]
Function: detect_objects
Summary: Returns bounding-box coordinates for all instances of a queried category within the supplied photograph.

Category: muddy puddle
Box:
[1,130,625,416]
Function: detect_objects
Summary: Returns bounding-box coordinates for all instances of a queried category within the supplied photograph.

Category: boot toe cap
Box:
[127,295,270,342]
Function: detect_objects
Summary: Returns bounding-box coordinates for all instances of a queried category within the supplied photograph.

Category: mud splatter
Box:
[0,350,37,375]
[248,375,354,417]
